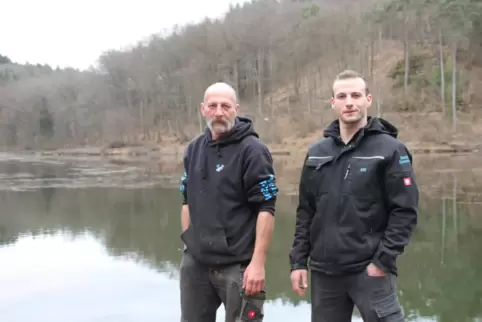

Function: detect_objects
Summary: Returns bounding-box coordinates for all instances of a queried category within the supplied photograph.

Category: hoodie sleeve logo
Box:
[259,174,278,200]
[399,155,410,165]
[180,171,187,192]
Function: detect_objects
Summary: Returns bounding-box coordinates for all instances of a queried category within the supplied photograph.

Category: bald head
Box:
[203,82,237,104]
[201,82,239,140]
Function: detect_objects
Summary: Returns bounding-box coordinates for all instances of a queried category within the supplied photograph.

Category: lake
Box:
[0,152,481,322]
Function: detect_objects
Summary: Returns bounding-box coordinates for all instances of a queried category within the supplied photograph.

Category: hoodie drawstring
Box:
[201,139,209,179]
[198,116,258,180]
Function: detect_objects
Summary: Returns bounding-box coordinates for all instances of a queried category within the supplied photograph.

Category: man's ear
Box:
[366,94,373,107]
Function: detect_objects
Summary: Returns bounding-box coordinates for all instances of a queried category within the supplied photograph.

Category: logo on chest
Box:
[216,164,224,172]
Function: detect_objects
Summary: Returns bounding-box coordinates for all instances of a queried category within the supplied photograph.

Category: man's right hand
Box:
[290,269,309,296]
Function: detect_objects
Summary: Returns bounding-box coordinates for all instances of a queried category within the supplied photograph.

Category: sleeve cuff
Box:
[372,247,396,273]
[290,263,308,271]
[258,199,276,216]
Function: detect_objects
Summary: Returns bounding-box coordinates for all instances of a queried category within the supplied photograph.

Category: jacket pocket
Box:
[347,197,383,258]
[305,156,333,169]
[304,156,333,194]
[181,226,235,258]
[309,192,329,261]
[350,197,376,233]
[348,156,384,200]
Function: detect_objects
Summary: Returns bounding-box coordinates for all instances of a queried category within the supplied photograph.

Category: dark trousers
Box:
[311,270,404,322]
[180,251,265,322]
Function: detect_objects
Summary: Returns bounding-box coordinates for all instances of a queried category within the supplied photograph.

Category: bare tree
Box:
[0,0,481,150]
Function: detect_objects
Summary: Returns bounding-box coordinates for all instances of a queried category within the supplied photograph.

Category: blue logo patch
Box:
[360,167,367,172]
[258,174,278,201]
[179,171,187,192]
[399,155,410,165]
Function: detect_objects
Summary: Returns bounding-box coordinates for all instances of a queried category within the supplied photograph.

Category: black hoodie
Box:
[289,117,419,276]
[180,116,278,266]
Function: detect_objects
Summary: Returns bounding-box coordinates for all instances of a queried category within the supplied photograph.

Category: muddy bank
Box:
[9,142,482,199]
[3,147,482,210]
[13,140,481,159]
[12,141,482,183]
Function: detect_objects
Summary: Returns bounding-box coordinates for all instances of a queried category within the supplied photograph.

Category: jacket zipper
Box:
[344,163,351,179]
[327,162,351,265]
[326,145,352,266]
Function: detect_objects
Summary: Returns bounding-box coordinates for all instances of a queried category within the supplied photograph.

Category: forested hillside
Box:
[1,0,481,150]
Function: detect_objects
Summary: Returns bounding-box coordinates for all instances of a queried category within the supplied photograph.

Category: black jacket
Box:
[289,117,419,275]
[180,116,278,266]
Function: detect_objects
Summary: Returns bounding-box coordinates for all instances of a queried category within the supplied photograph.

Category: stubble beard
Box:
[340,110,365,126]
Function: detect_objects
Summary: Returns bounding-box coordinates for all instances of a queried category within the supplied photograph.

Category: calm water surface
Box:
[0,152,481,322]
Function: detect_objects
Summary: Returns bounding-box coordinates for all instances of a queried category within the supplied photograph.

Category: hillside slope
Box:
[0,0,481,151]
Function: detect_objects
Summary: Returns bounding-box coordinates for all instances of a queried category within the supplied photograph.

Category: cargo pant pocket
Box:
[370,275,404,322]
[236,290,266,322]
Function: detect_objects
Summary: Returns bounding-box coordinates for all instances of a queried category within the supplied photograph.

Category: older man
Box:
[179,82,278,322]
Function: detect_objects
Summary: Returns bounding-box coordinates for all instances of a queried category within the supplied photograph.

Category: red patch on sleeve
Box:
[403,177,412,186]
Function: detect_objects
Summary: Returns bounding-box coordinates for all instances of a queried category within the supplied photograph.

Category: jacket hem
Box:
[308,258,373,276]
[185,249,252,268]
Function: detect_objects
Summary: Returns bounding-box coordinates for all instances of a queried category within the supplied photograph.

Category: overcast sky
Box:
[0,0,246,70]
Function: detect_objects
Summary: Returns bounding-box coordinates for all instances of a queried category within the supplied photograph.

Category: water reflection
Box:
[0,154,481,321]
[0,234,317,322]
[0,232,184,322]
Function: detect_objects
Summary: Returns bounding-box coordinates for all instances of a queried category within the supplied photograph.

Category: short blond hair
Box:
[332,70,369,96]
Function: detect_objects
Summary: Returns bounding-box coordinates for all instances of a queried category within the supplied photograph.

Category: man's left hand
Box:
[367,263,386,277]
[243,262,265,295]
